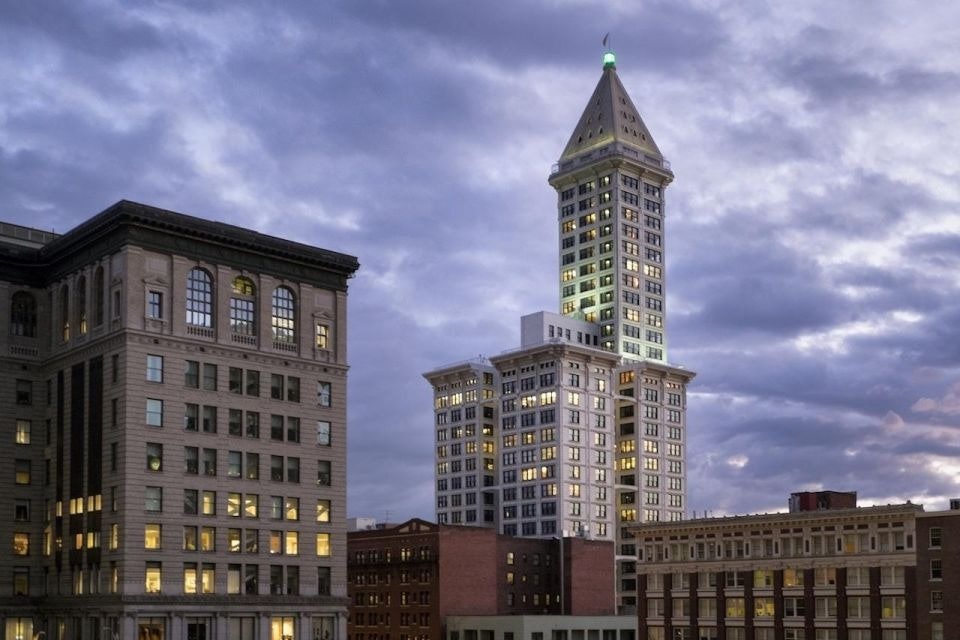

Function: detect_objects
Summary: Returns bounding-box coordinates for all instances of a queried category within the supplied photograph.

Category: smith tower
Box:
[548,51,673,363]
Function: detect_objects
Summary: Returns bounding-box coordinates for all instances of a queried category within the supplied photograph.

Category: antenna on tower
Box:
[602,33,616,68]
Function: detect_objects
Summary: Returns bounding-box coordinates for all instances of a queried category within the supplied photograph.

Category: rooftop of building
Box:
[1,199,360,287]
[630,501,925,536]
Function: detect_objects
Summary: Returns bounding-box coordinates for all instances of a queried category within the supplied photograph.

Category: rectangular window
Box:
[146,355,164,383]
[202,448,217,476]
[316,533,331,557]
[202,406,217,433]
[229,367,243,394]
[185,361,199,388]
[146,443,162,472]
[147,291,163,319]
[317,421,331,446]
[145,486,163,512]
[318,381,332,407]
[15,379,32,405]
[202,363,217,391]
[315,324,329,349]
[246,370,260,396]
[145,562,161,593]
[185,403,202,432]
[287,377,300,402]
[146,399,163,427]
[184,446,199,474]
[271,374,284,400]
[15,420,31,445]
[246,453,259,480]
[286,457,300,483]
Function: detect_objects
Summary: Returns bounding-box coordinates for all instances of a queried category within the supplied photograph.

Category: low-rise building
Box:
[347,519,615,640]
[631,495,925,640]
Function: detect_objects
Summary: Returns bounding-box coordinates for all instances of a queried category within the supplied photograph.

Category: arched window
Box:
[76,275,88,335]
[230,276,256,335]
[59,284,70,341]
[10,292,37,337]
[271,286,296,343]
[93,266,105,326]
[186,268,213,327]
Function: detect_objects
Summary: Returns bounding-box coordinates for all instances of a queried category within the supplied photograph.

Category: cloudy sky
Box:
[3,1,959,520]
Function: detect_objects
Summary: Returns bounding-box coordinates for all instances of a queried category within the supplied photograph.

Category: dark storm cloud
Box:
[2,0,959,520]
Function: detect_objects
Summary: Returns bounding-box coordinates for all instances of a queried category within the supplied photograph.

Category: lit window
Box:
[144,524,162,550]
[316,323,329,349]
[316,499,331,523]
[230,276,256,336]
[15,420,31,445]
[145,562,162,593]
[316,533,331,557]
[12,532,29,555]
[271,287,296,343]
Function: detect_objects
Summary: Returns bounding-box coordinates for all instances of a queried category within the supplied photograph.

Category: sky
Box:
[2,0,960,521]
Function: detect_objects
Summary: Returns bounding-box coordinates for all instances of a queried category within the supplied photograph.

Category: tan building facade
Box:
[0,202,358,640]
[631,501,924,640]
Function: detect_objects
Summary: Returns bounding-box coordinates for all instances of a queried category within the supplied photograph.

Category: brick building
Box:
[0,202,359,640]
[347,519,615,640]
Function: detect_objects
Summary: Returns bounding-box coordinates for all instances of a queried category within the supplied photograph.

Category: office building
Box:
[0,201,359,640]
[424,51,695,614]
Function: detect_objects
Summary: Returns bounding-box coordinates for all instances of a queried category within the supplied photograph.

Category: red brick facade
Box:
[348,519,615,640]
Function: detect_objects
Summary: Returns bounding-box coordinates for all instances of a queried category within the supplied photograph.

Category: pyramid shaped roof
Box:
[560,58,663,162]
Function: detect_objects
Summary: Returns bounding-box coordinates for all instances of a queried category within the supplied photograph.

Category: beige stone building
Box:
[0,201,358,640]
[631,495,920,640]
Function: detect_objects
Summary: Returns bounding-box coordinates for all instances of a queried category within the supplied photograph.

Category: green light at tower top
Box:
[603,51,616,68]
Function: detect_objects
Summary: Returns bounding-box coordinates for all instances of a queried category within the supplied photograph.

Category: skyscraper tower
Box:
[549,50,673,363]
[426,51,695,614]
